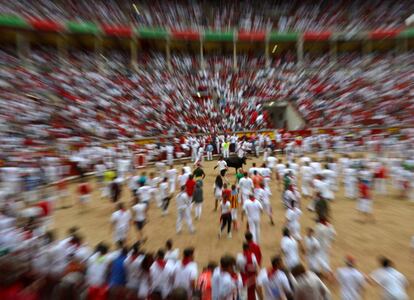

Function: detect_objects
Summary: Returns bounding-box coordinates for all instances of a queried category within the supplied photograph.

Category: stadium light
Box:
[272,45,278,53]
[133,4,140,15]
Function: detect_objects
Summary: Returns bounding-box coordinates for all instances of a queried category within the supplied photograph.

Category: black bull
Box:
[224,156,247,171]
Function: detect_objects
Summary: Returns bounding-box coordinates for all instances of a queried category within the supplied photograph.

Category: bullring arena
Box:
[52,150,414,298]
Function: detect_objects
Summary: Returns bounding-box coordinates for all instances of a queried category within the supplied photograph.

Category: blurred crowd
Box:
[0,0,413,31]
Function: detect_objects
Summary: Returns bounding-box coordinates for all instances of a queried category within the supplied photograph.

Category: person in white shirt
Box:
[300,161,314,198]
[128,171,140,197]
[191,140,199,162]
[132,197,148,241]
[137,182,152,204]
[285,200,302,240]
[172,247,198,297]
[214,156,228,177]
[242,195,263,243]
[265,156,277,172]
[315,218,336,273]
[336,256,366,300]
[310,161,322,176]
[150,249,174,298]
[238,172,254,205]
[165,239,180,263]
[280,227,300,271]
[370,257,408,300]
[124,243,144,292]
[304,227,325,276]
[183,162,192,175]
[290,263,332,300]
[219,193,232,239]
[343,166,358,199]
[322,164,337,196]
[275,159,286,190]
[86,243,112,288]
[159,177,171,215]
[110,203,131,243]
[175,186,195,234]
[249,162,260,176]
[256,182,275,225]
[212,255,243,300]
[256,255,293,300]
[165,144,175,166]
[178,168,190,188]
[166,165,178,194]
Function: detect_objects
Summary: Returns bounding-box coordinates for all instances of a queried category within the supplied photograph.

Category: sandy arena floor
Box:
[52,155,414,298]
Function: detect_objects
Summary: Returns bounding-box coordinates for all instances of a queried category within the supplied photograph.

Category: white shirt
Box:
[239,177,253,193]
[132,203,147,221]
[310,162,322,174]
[172,261,198,295]
[124,254,144,289]
[313,179,333,200]
[266,156,277,169]
[166,168,177,182]
[315,223,336,251]
[150,260,175,298]
[243,199,263,221]
[217,160,228,171]
[257,268,292,300]
[137,185,152,202]
[304,236,321,271]
[260,167,272,178]
[111,210,131,233]
[129,175,140,190]
[281,236,300,269]
[87,253,112,286]
[212,268,242,300]
[183,166,192,174]
[176,192,191,209]
[370,267,408,300]
[286,208,302,228]
[178,173,189,187]
[336,267,365,300]
[159,182,169,198]
[220,201,231,214]
[300,166,314,180]
[276,163,286,176]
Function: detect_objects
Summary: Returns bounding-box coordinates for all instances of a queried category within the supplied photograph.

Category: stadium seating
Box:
[0,0,413,31]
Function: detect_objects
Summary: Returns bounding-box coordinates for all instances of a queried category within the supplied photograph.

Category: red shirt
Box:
[222,189,231,201]
[359,183,370,199]
[186,179,196,197]
[78,183,91,195]
[248,241,262,266]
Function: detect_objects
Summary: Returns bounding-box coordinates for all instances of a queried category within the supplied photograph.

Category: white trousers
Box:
[176,207,194,232]
[191,149,197,162]
[223,149,229,158]
[169,180,176,194]
[344,182,356,199]
[247,219,260,244]
[207,151,213,161]
[167,153,173,166]
[194,203,203,219]
[375,178,387,195]
[301,178,312,196]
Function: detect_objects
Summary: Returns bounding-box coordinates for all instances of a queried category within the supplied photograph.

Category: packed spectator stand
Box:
[0,0,413,31]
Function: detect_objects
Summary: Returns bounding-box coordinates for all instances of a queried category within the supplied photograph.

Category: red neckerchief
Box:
[320,219,328,225]
[267,267,278,277]
[229,271,238,281]
[182,257,193,266]
[156,258,166,269]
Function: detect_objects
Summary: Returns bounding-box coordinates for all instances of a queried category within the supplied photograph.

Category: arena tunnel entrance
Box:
[264,101,305,130]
